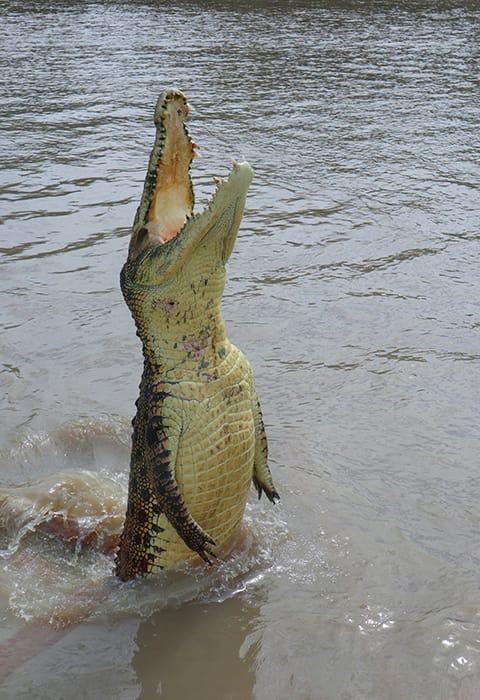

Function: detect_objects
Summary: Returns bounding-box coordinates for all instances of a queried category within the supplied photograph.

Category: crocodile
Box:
[115,88,279,581]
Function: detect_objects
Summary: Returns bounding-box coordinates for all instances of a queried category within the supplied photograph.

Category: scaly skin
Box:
[115,89,279,581]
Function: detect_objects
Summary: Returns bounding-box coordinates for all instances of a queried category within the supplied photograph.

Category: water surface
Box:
[1,1,480,698]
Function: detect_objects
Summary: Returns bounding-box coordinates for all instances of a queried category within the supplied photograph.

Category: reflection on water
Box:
[133,598,257,699]
[1,0,480,698]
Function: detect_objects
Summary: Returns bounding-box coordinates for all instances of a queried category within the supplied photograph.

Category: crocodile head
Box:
[123,88,253,286]
[121,88,254,371]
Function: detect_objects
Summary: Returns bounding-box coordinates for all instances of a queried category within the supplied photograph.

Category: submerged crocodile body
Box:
[115,89,278,581]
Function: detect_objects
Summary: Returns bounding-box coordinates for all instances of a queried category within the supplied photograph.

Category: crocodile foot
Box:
[181,520,218,565]
[252,476,280,504]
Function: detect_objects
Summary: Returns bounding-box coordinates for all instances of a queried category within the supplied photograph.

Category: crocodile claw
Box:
[184,521,218,564]
[197,543,218,566]
[253,475,280,504]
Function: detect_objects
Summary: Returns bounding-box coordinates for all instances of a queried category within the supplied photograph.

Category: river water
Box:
[1,1,479,698]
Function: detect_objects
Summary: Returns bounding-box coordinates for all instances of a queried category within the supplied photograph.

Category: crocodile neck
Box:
[121,261,229,378]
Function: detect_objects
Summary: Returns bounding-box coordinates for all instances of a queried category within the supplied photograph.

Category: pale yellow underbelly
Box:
[147,373,256,570]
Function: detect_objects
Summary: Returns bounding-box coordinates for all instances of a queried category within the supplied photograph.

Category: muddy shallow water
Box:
[1,1,480,698]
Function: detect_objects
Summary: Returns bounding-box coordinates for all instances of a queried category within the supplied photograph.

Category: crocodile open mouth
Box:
[128,88,251,263]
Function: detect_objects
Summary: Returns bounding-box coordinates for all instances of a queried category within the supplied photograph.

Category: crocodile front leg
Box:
[115,383,217,581]
[145,410,217,565]
[251,394,280,504]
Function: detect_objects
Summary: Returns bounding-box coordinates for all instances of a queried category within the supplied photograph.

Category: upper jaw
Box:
[128,88,195,261]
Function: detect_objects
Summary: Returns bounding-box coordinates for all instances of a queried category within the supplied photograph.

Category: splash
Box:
[0,469,127,558]
[0,419,287,626]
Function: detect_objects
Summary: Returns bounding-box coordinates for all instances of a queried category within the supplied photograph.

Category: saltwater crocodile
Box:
[115,89,279,581]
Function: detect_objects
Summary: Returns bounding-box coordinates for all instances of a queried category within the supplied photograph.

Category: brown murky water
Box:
[1,1,480,698]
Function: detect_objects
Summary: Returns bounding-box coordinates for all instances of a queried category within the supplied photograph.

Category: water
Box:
[1,0,479,697]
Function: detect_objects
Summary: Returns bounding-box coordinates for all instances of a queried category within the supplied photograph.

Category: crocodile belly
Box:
[148,375,255,570]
